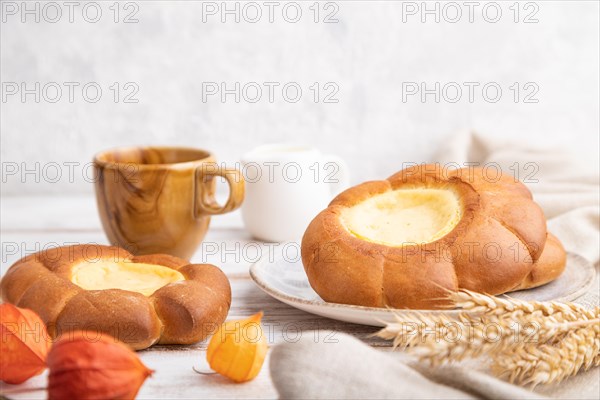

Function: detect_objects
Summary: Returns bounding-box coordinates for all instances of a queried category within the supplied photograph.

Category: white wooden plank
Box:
[0,231,300,278]
[1,195,245,232]
[0,195,392,400]
[0,195,102,232]
[149,278,388,352]
[0,233,387,347]
[0,352,279,400]
[0,272,388,399]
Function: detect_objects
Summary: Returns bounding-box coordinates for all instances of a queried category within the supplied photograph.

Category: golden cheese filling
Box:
[341,188,462,246]
[70,261,185,296]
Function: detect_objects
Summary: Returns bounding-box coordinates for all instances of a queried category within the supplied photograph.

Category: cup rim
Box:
[93,146,214,169]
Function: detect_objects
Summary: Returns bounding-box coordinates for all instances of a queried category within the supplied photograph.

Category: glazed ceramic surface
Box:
[241,144,349,242]
[250,251,596,326]
[94,146,244,259]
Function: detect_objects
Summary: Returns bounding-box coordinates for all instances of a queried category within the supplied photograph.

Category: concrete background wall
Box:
[1,0,598,195]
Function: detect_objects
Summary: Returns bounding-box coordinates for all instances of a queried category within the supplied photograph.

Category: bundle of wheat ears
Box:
[375,290,600,387]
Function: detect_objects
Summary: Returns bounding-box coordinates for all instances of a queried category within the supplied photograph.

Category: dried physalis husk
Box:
[207,312,268,383]
[0,303,52,384]
[47,331,153,400]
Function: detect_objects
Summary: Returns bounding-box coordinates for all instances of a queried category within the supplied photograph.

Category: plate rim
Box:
[249,256,466,314]
[249,252,596,315]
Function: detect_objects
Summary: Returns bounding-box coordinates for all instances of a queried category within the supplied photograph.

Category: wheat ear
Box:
[375,290,600,385]
[493,323,600,386]
[451,290,597,321]
[377,312,596,365]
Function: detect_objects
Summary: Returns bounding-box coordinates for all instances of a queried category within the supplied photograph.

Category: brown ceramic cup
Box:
[93,146,244,259]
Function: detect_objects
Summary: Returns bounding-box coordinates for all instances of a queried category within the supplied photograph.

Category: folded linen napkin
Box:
[269,131,599,399]
[270,333,545,399]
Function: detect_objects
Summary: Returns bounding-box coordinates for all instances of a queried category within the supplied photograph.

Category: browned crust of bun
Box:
[0,244,231,350]
[513,233,567,290]
[152,264,232,345]
[301,164,566,309]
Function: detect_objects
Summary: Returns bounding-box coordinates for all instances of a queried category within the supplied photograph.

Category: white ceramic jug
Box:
[241,144,350,242]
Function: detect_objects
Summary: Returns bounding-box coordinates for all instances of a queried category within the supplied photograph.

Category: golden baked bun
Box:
[301,164,566,309]
[0,244,231,350]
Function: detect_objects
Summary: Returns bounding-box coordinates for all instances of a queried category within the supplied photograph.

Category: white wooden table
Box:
[3,195,599,399]
[0,195,391,399]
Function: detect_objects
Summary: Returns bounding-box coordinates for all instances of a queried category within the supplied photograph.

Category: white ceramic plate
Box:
[249,252,596,326]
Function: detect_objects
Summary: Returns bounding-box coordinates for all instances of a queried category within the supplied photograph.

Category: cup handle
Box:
[195,164,245,216]
[323,154,350,196]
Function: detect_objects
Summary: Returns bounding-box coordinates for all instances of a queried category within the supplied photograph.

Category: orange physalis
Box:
[0,303,52,384]
[206,312,268,383]
[47,331,153,399]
